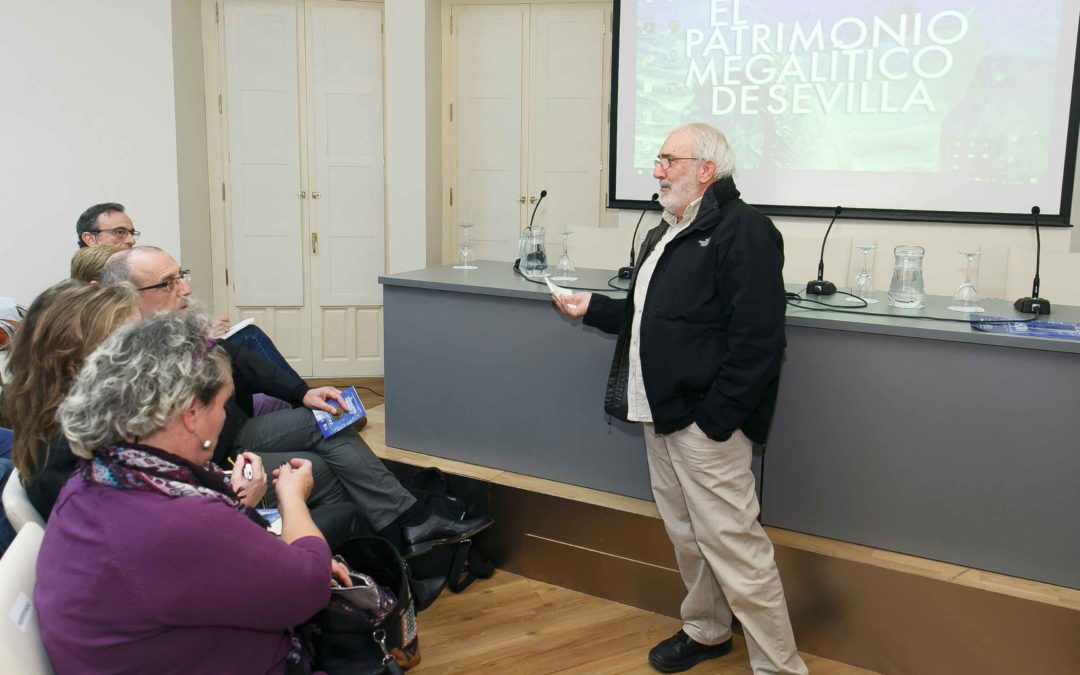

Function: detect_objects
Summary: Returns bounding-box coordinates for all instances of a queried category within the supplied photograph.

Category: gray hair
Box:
[58,311,231,458]
[99,245,164,287]
[670,122,736,180]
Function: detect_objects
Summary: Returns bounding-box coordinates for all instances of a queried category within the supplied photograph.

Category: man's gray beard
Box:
[657,184,673,211]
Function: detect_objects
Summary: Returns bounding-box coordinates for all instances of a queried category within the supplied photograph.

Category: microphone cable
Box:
[785,291,1041,325]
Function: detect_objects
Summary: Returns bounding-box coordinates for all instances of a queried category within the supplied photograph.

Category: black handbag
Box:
[406,468,496,595]
[312,536,420,674]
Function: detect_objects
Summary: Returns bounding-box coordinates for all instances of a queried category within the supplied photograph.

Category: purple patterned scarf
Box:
[81,442,269,528]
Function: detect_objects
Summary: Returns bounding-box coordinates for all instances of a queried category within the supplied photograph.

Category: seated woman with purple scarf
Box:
[35,311,350,674]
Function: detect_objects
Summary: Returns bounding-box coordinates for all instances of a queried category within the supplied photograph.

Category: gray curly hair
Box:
[58,311,232,458]
[669,122,736,181]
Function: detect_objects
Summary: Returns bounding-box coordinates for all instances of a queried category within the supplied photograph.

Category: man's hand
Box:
[210,316,231,338]
[553,291,591,319]
[302,386,348,415]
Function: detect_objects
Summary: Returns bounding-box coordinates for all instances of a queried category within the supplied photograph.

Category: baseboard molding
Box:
[363,408,1080,674]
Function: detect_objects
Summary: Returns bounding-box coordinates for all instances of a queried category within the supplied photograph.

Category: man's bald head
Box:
[101,246,191,316]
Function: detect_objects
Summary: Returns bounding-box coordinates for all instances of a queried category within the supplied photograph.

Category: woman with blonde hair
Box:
[70,243,124,283]
[2,280,140,518]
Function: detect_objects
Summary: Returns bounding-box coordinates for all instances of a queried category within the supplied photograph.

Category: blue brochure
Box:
[970,316,1080,340]
[312,386,367,438]
[256,508,282,535]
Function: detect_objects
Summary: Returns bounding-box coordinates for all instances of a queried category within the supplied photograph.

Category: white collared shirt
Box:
[626,196,704,422]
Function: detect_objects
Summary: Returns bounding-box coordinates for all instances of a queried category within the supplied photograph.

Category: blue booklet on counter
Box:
[970,316,1080,340]
[312,386,367,438]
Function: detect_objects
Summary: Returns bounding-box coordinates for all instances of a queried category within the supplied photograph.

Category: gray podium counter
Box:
[381,263,1080,588]
[380,264,650,498]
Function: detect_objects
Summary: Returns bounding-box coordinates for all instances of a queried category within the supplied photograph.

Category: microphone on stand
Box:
[528,190,548,232]
[514,190,548,273]
[806,206,843,295]
[618,193,659,279]
[1013,206,1052,314]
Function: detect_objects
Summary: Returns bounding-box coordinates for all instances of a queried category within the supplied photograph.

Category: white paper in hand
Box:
[221,317,255,340]
[545,277,573,297]
[545,277,577,311]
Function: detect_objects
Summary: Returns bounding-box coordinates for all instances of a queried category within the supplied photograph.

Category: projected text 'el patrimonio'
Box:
[686,0,970,115]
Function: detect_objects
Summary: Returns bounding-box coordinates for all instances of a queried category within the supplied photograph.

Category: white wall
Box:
[0,0,181,305]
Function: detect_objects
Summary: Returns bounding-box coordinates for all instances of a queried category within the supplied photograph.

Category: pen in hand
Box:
[228,454,255,481]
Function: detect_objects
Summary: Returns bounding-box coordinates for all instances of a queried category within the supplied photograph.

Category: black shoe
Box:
[648,630,733,673]
[401,513,493,558]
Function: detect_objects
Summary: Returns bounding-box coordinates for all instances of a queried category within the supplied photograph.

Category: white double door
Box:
[221,0,384,377]
[451,3,609,260]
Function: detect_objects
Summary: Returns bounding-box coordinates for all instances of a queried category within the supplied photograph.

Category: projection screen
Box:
[611,0,1080,224]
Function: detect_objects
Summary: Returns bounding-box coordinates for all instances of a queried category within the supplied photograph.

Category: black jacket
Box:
[584,177,786,444]
[214,341,308,466]
[25,436,76,521]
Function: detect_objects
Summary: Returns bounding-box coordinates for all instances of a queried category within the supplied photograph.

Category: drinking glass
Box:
[551,230,577,281]
[948,250,984,313]
[453,222,479,269]
[847,244,878,304]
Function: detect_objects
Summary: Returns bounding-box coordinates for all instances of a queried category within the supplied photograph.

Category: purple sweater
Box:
[35,477,331,674]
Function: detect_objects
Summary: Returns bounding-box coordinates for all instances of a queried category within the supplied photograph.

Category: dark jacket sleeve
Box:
[583,294,625,335]
[221,341,308,408]
[694,213,787,441]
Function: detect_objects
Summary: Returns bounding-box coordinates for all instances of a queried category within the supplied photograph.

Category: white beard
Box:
[657,177,699,215]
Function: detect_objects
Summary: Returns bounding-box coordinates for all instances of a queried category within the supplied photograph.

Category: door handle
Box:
[312,232,318,254]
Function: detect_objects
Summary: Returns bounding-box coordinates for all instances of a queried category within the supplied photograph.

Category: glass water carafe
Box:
[520,226,550,277]
[887,245,926,309]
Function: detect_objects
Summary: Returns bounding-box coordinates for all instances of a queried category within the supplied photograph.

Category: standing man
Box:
[75,202,139,248]
[553,123,806,674]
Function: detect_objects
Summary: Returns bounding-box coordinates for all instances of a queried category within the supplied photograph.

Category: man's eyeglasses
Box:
[653,156,701,170]
[91,227,141,240]
[138,269,191,293]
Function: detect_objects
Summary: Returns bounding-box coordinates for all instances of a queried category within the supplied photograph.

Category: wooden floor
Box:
[414,571,876,674]
[335,386,863,672]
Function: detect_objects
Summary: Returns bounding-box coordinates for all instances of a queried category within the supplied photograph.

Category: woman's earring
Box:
[202,439,212,450]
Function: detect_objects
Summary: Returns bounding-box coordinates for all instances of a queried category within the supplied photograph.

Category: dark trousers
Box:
[235,407,415,532]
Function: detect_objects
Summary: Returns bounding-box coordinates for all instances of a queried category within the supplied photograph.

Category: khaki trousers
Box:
[644,423,807,675]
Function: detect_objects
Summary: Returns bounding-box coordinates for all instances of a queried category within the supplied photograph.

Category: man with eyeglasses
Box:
[75,202,140,249]
[552,123,805,674]
[100,246,492,559]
